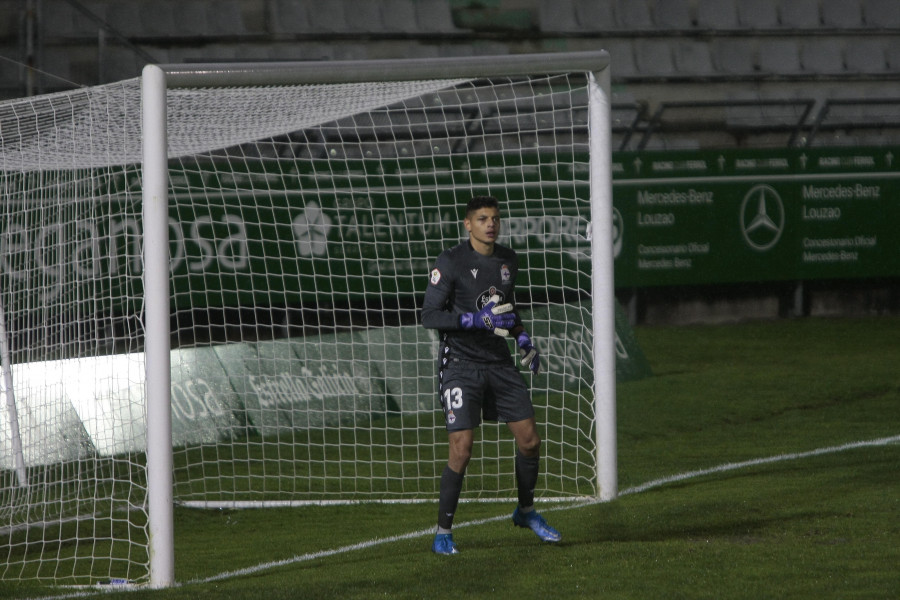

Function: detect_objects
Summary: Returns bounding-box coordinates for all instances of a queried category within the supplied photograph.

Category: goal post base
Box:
[177,496,599,510]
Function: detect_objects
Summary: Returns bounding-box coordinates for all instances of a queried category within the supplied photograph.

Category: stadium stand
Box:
[3,1,898,93]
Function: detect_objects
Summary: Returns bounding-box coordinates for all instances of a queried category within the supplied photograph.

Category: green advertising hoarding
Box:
[164,153,590,309]
[164,300,650,446]
[612,147,900,287]
[168,146,899,302]
[3,147,895,327]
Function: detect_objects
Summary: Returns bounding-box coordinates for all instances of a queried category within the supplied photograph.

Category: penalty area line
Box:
[28,434,898,598]
[615,433,900,498]
[191,433,900,587]
[192,511,515,585]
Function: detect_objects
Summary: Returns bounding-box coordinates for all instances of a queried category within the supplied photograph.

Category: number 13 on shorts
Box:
[442,387,463,410]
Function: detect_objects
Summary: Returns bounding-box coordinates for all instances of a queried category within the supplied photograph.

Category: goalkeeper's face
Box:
[465,206,501,252]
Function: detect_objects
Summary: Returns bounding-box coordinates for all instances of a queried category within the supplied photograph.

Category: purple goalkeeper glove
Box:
[516,332,541,374]
[460,298,516,336]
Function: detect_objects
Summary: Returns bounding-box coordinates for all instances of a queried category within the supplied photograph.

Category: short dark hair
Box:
[466,195,499,218]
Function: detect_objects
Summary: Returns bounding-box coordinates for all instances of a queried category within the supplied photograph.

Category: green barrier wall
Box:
[5,147,892,334]
[167,300,650,444]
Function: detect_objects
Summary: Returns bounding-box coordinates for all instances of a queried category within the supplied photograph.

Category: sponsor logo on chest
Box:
[469,264,510,282]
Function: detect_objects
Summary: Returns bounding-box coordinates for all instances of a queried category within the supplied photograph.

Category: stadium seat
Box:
[604,40,638,79]
[710,39,756,75]
[538,0,615,33]
[844,39,887,74]
[821,0,863,28]
[779,0,821,28]
[365,0,441,34]
[309,2,349,34]
[696,0,738,29]
[538,0,580,32]
[344,1,386,32]
[757,40,803,75]
[887,44,900,70]
[269,0,313,34]
[634,40,675,76]
[673,41,715,76]
[862,0,900,27]
[415,0,458,33]
[800,39,845,74]
[737,0,779,29]
[574,0,615,31]
[614,0,653,29]
[653,0,692,29]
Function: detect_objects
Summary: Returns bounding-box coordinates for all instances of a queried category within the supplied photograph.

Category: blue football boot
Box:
[512,507,561,543]
[432,532,459,555]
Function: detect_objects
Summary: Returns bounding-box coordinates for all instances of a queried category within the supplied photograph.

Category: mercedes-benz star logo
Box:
[612,207,623,259]
[740,184,784,252]
[292,201,332,257]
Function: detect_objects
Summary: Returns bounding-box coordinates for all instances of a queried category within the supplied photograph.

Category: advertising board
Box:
[612,147,900,286]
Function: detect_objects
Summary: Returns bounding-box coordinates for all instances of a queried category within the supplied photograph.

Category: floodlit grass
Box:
[6,316,899,600]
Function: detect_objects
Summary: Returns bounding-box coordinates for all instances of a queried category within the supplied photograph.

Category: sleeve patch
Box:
[430,268,442,285]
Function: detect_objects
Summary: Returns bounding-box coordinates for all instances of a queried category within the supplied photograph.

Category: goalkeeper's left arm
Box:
[508,324,541,375]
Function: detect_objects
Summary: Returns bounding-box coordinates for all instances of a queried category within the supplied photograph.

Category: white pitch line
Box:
[25,434,900,599]
[192,433,900,585]
[616,433,900,498]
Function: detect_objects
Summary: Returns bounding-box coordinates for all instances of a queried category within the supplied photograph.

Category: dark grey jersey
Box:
[421,241,522,363]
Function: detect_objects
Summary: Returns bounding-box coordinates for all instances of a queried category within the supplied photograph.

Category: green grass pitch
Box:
[7,315,899,599]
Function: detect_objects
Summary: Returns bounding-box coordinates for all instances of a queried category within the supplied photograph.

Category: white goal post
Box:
[0,50,613,589]
[143,51,615,588]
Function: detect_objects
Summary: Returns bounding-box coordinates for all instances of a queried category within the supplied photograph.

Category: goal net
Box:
[0,51,614,586]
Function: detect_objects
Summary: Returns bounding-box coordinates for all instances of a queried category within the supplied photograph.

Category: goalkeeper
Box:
[421,195,560,555]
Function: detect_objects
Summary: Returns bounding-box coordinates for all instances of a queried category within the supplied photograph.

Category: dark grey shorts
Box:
[438,359,534,431]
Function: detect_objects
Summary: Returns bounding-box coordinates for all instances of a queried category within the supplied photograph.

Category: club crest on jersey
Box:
[500,264,510,282]
[477,287,504,309]
[430,268,441,285]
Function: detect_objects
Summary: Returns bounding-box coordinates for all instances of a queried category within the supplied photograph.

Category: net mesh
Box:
[0,71,597,583]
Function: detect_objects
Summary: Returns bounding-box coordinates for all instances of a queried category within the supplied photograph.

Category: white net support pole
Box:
[0,294,27,489]
[142,64,175,589]
[588,68,618,501]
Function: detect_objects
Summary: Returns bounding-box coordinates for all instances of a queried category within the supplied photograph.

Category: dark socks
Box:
[437,465,465,531]
[515,450,539,509]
